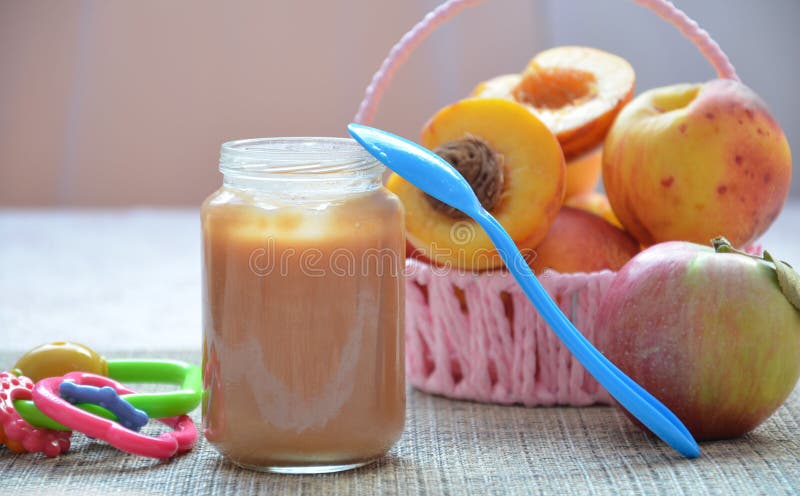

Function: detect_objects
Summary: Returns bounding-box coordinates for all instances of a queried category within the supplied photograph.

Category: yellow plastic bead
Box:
[13,342,108,382]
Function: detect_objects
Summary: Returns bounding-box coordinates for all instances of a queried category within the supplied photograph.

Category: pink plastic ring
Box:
[32,372,197,459]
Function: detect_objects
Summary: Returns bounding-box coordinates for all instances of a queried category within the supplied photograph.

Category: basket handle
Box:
[354,0,738,125]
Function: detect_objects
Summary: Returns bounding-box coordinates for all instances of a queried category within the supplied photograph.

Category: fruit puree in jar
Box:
[201,139,405,473]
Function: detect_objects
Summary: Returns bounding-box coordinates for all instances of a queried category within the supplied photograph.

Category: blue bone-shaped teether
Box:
[59,380,149,432]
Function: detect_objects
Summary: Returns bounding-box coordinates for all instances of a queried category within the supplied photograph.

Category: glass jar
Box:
[201,137,405,473]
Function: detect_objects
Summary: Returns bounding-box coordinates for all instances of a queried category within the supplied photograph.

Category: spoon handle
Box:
[474,210,701,458]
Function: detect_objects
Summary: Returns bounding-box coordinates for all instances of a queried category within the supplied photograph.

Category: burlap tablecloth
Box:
[1,349,798,495]
[1,209,799,494]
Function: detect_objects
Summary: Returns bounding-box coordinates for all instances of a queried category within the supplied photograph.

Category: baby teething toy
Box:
[12,342,202,430]
[0,372,72,457]
[33,372,197,459]
[2,341,202,459]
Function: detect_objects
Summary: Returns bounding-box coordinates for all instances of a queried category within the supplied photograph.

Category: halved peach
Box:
[472,46,635,197]
[473,46,635,159]
[387,97,565,271]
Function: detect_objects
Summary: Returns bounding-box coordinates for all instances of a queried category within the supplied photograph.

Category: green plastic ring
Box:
[15,359,202,430]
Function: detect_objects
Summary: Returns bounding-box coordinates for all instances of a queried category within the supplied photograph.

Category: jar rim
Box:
[220,137,383,180]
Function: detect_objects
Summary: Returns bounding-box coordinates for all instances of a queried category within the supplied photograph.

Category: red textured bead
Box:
[0,372,71,457]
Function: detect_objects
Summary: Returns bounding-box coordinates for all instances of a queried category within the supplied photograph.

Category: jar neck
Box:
[219,137,384,199]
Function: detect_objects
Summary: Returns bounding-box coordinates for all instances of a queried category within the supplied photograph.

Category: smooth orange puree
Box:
[201,187,405,469]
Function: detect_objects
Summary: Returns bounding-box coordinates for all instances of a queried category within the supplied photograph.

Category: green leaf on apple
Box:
[763,251,800,313]
[712,236,800,313]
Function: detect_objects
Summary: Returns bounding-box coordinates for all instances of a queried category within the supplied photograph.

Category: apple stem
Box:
[712,236,800,313]
[711,236,757,258]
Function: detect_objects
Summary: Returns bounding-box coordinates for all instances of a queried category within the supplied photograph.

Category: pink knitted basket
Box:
[355,0,738,406]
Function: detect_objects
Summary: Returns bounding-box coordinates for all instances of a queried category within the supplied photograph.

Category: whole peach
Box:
[564,191,623,228]
[603,79,791,247]
[528,207,639,275]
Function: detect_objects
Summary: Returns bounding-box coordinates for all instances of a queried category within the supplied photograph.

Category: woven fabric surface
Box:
[2,209,800,494]
[1,349,799,495]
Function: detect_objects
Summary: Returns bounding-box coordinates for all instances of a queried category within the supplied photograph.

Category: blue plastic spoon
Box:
[347,123,700,459]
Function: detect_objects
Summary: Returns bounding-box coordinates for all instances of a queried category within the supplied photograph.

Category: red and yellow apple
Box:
[595,240,800,440]
[603,79,792,247]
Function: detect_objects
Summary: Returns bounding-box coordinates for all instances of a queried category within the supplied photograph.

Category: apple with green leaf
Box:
[596,238,800,440]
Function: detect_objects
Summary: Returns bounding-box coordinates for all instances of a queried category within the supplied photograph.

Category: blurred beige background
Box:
[1,0,797,206]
